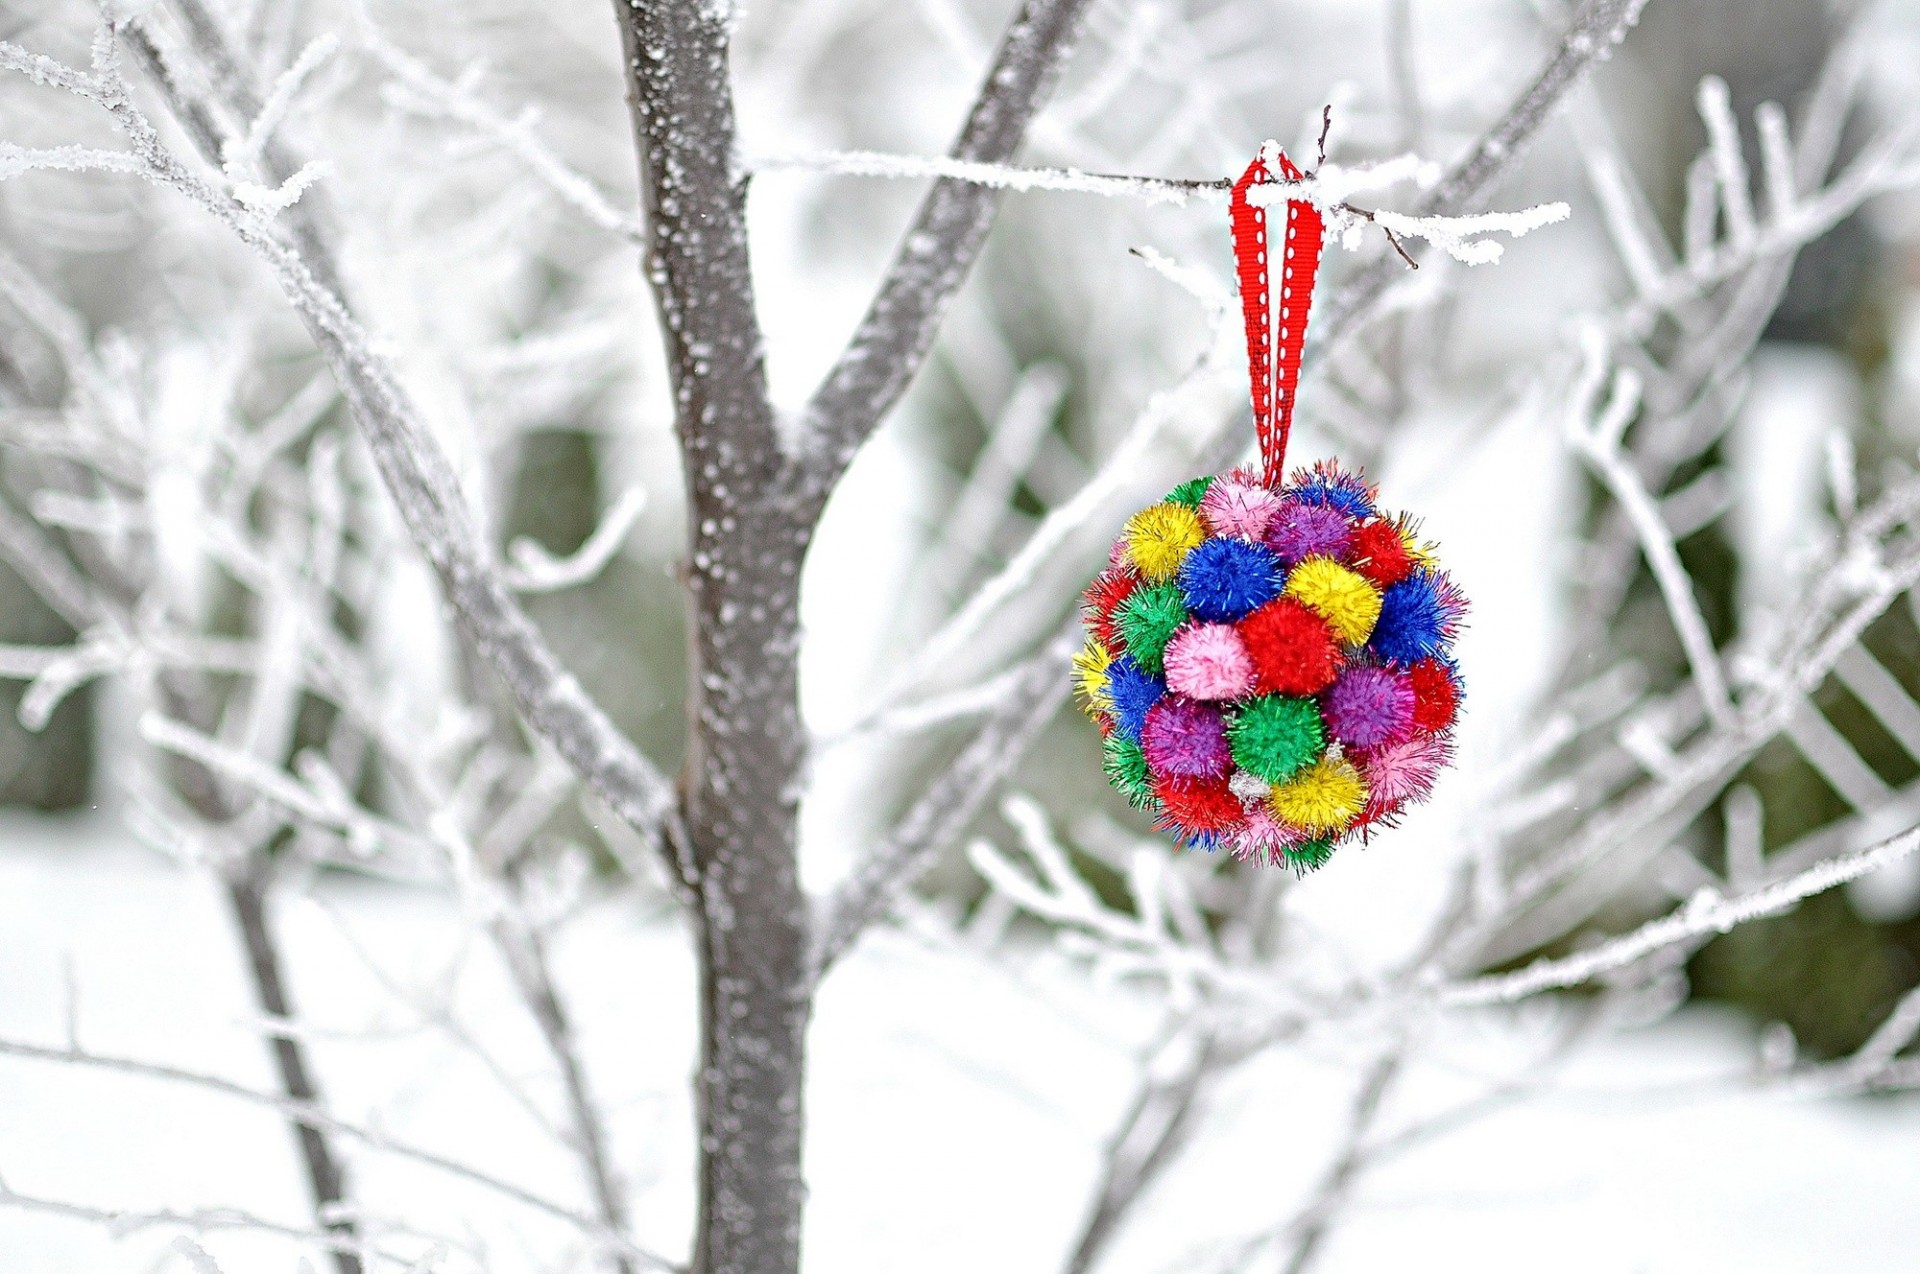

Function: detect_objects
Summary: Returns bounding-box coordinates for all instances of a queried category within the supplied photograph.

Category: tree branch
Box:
[1063,1027,1219,1274]
[78,10,691,884]
[1443,818,1920,1007]
[493,911,635,1274]
[224,871,362,1274]
[810,625,1076,975]
[783,0,1098,520]
[1315,0,1653,340]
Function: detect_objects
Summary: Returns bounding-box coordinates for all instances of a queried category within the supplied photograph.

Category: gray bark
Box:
[610,6,808,1271]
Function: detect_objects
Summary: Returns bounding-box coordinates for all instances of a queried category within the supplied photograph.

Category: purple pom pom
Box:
[1322,666,1415,748]
[1265,500,1352,566]
[1141,696,1232,779]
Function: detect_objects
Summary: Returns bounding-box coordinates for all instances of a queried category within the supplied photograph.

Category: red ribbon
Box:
[1229,146,1325,485]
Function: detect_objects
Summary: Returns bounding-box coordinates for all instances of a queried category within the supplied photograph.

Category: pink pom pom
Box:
[1230,803,1308,863]
[1164,623,1256,701]
[1352,732,1451,805]
[1322,666,1415,748]
[1201,475,1281,542]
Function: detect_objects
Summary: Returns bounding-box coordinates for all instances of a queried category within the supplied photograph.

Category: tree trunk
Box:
[684,526,809,1274]
[610,5,811,1271]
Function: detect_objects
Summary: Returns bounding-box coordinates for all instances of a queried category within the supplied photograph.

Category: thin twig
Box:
[786,0,1100,519]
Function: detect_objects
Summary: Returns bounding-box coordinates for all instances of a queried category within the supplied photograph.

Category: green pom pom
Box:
[1228,695,1326,782]
[1165,476,1214,509]
[1116,581,1187,676]
[1283,839,1335,873]
[1103,735,1153,807]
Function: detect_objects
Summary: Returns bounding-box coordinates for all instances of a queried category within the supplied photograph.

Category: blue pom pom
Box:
[1292,464,1375,520]
[1177,538,1282,622]
[1107,656,1166,740]
[1370,570,1454,665]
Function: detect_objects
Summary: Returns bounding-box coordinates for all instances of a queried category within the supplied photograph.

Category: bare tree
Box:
[6,0,1920,1271]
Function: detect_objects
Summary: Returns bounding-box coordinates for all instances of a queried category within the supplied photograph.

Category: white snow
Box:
[4,815,1918,1272]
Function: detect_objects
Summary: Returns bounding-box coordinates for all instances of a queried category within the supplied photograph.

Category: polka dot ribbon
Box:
[1230,146,1325,487]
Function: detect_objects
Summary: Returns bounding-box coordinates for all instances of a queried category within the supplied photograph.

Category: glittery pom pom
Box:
[1370,569,1465,666]
[1081,569,1139,649]
[1229,694,1325,783]
[1178,537,1282,623]
[1408,658,1461,733]
[1116,581,1188,677]
[1164,623,1256,701]
[1083,459,1462,863]
[1237,598,1341,696]
[1152,772,1244,844]
[1106,656,1164,742]
[1290,461,1376,520]
[1125,503,1206,582]
[1270,756,1369,833]
[1230,803,1306,863]
[1200,474,1281,541]
[1347,520,1415,587]
[1072,640,1114,718]
[1281,839,1336,873]
[1165,476,1215,509]
[1285,557,1383,647]
[1266,500,1352,566]
[1352,731,1451,807]
[1103,734,1155,808]
[1141,695,1232,779]
[1322,666,1415,749]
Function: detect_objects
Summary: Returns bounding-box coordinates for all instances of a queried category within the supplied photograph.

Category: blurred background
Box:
[5,0,1920,1269]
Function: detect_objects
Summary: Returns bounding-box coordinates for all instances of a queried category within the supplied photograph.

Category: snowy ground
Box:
[3,812,1918,1273]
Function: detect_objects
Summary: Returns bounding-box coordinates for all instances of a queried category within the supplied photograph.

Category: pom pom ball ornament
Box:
[1075,143,1467,872]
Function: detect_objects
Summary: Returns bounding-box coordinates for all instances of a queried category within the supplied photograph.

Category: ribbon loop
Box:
[1229,145,1325,485]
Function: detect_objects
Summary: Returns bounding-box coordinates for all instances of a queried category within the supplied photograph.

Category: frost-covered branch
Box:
[357,16,645,242]
[786,0,1099,518]
[502,486,646,594]
[1565,353,1735,725]
[0,141,142,179]
[0,21,685,876]
[1442,820,1920,1006]
[0,1178,397,1265]
[748,148,1222,204]
[1318,0,1653,336]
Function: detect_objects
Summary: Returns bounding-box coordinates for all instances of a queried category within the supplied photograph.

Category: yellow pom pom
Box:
[1125,503,1205,582]
[1072,640,1114,717]
[1284,557,1382,645]
[1270,756,1369,833]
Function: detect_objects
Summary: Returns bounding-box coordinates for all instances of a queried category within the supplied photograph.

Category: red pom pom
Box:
[1348,520,1414,588]
[1151,772,1244,838]
[1409,659,1459,733]
[1237,598,1342,696]
[1082,569,1140,648]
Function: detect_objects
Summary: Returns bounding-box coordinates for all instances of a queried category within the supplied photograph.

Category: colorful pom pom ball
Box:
[1076,462,1465,872]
